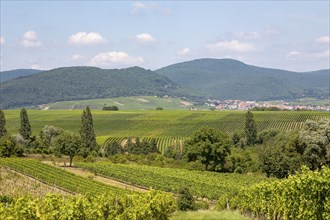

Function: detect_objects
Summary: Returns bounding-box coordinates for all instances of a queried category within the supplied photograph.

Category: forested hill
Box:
[0,66,196,109]
[0,69,43,82]
[156,58,330,101]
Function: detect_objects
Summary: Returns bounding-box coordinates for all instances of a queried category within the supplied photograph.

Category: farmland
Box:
[4,110,329,142]
[44,96,196,110]
[0,158,133,195]
[75,161,270,199]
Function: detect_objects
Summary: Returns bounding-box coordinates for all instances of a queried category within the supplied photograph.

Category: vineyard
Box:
[0,190,176,220]
[102,136,186,154]
[4,110,329,142]
[75,162,270,200]
[226,166,330,220]
[0,158,134,196]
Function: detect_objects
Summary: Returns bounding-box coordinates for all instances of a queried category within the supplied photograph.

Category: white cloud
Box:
[233,32,260,40]
[286,51,301,59]
[315,36,330,44]
[286,50,329,60]
[207,40,257,52]
[68,32,105,46]
[135,33,157,43]
[68,54,83,61]
[90,51,144,67]
[131,2,172,14]
[22,31,42,48]
[131,2,156,13]
[0,37,4,45]
[30,64,44,70]
[177,48,191,56]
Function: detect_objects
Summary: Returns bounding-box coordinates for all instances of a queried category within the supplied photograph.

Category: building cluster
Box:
[205,99,330,111]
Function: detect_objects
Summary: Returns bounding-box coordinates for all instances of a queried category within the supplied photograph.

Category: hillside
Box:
[44,96,195,110]
[0,69,43,82]
[0,66,199,109]
[156,58,330,101]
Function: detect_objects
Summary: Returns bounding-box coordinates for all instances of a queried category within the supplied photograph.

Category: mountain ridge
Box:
[156,58,329,101]
[1,58,329,109]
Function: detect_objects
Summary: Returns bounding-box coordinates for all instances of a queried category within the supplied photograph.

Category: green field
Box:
[75,162,270,199]
[43,96,196,110]
[4,110,329,144]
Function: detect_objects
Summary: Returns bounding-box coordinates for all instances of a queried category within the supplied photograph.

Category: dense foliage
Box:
[184,127,231,171]
[298,119,330,170]
[0,190,176,220]
[258,119,330,178]
[229,166,330,220]
[156,58,330,100]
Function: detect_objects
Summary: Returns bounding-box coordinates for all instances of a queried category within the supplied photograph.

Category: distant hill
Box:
[41,96,196,110]
[0,66,199,109]
[156,58,330,101]
[0,69,43,82]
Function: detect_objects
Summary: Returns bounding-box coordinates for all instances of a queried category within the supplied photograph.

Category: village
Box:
[205,99,330,111]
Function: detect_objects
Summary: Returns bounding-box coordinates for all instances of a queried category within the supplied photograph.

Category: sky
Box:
[0,1,329,72]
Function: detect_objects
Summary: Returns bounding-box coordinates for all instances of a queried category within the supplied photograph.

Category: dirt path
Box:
[60,166,149,193]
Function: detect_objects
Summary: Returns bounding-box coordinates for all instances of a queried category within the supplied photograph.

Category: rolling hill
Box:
[0,69,43,82]
[0,66,199,109]
[156,58,330,101]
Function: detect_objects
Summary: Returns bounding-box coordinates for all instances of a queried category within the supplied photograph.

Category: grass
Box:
[45,96,196,110]
[4,110,329,141]
[170,210,250,220]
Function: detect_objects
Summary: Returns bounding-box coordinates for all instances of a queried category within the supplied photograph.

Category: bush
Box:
[177,187,196,211]
[103,105,119,111]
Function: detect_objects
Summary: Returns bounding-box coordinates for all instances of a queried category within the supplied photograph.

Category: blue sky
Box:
[0,1,329,71]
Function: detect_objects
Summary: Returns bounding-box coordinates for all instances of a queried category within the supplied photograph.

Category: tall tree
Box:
[185,127,231,171]
[80,106,96,152]
[19,108,31,140]
[0,109,7,138]
[245,110,257,146]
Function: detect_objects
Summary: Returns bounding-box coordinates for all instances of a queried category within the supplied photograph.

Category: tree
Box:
[40,125,64,147]
[80,107,97,152]
[19,108,31,140]
[245,110,257,146]
[298,119,330,170]
[184,127,231,171]
[53,131,82,166]
[259,131,303,178]
[0,110,7,138]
